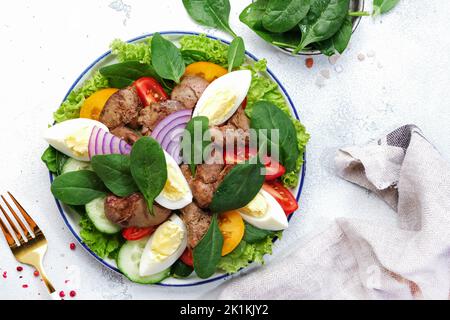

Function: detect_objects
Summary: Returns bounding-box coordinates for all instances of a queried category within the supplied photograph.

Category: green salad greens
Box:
[179,34,229,67]
[218,234,280,274]
[79,215,123,260]
[54,72,109,123]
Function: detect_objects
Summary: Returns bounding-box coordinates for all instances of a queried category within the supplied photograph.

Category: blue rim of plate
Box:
[49,31,307,287]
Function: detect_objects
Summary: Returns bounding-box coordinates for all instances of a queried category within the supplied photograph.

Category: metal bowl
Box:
[272,0,365,56]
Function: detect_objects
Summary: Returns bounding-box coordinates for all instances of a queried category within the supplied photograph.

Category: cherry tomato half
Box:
[242,97,248,110]
[133,77,168,106]
[122,227,155,241]
[180,248,193,267]
[223,147,286,180]
[262,181,298,215]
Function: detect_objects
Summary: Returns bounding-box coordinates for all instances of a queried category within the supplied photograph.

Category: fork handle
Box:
[35,260,55,294]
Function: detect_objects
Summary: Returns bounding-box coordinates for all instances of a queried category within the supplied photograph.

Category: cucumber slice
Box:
[117,238,171,284]
[85,197,121,234]
[61,158,92,174]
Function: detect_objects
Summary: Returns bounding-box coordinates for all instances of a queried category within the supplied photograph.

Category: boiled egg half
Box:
[44,118,109,161]
[192,70,251,125]
[139,214,187,277]
[155,151,193,210]
[238,190,289,231]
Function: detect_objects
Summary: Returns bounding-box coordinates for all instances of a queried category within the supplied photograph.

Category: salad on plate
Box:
[41,32,309,284]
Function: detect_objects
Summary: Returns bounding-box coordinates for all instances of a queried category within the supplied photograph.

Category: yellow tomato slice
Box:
[184,61,228,82]
[80,88,119,120]
[218,211,245,256]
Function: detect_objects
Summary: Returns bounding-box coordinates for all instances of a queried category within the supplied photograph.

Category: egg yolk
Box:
[239,193,268,218]
[198,89,237,125]
[161,163,189,201]
[151,220,184,262]
[64,126,91,157]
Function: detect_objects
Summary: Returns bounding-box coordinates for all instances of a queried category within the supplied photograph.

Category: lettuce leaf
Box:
[53,72,109,123]
[242,59,310,188]
[179,34,229,67]
[110,38,152,64]
[217,233,280,274]
[79,215,123,260]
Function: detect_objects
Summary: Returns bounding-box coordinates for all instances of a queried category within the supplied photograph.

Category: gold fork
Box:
[0,192,55,294]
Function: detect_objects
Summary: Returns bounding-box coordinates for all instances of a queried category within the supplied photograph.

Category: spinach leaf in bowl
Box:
[294,0,350,54]
[240,0,302,49]
[315,15,353,56]
[262,0,311,33]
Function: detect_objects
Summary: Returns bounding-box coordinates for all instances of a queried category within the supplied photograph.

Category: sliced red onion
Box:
[88,126,132,159]
[160,124,186,150]
[154,115,191,143]
[151,109,192,140]
[150,109,192,161]
[88,126,99,159]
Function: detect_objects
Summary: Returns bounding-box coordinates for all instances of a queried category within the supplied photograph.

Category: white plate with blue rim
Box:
[50,31,307,287]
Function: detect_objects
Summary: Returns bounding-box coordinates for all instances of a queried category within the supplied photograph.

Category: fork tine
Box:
[0,213,16,247]
[7,192,39,234]
[0,203,23,243]
[1,195,32,240]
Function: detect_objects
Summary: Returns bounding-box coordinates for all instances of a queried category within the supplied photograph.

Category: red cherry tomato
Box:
[264,158,286,181]
[133,77,168,106]
[180,248,193,267]
[262,181,298,215]
[242,97,248,109]
[122,227,155,241]
[223,147,285,180]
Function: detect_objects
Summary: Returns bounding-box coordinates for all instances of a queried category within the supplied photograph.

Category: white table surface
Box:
[1,0,450,300]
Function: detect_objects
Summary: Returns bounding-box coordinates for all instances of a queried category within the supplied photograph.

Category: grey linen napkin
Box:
[213,125,450,300]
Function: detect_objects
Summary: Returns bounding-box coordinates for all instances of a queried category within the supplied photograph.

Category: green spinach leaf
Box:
[373,0,400,16]
[130,137,167,214]
[262,0,310,33]
[316,15,352,55]
[151,33,185,83]
[243,222,276,244]
[99,61,161,88]
[193,213,224,279]
[210,162,265,213]
[250,101,299,172]
[240,0,302,48]
[181,49,209,66]
[295,0,350,54]
[171,260,194,278]
[91,154,138,197]
[51,170,107,205]
[227,37,246,72]
[182,116,210,175]
[182,0,237,37]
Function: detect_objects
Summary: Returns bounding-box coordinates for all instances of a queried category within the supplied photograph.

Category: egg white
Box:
[155,151,193,210]
[44,118,109,161]
[139,214,187,277]
[239,190,289,231]
[192,70,252,125]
